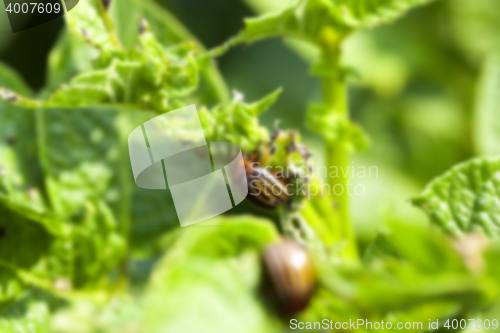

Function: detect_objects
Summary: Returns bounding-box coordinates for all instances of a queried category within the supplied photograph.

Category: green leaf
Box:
[70,0,228,108]
[1,35,199,112]
[142,216,282,333]
[0,290,51,333]
[301,224,499,326]
[108,0,141,50]
[55,0,229,108]
[200,89,282,152]
[0,193,64,236]
[64,0,118,52]
[45,166,126,287]
[0,63,72,308]
[111,0,195,49]
[2,4,201,112]
[37,107,178,274]
[110,0,230,104]
[0,200,60,302]
[47,39,197,111]
[129,186,178,251]
[474,54,500,156]
[0,63,66,236]
[231,0,436,47]
[413,157,500,237]
[37,107,132,286]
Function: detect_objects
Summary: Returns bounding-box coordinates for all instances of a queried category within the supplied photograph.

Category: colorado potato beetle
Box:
[243,124,311,209]
[263,238,315,314]
[245,161,290,209]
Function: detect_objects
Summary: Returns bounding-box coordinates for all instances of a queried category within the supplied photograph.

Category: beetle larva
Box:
[263,238,315,314]
[243,125,312,210]
[245,162,291,209]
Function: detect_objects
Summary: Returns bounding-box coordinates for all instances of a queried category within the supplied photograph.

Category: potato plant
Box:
[1,0,500,332]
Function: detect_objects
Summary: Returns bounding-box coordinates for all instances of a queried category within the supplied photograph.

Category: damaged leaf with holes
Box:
[1,0,200,112]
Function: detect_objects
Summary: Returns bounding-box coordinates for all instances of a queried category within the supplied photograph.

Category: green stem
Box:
[321,35,359,263]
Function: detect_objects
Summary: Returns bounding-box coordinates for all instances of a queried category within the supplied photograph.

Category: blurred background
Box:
[1,0,496,246]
